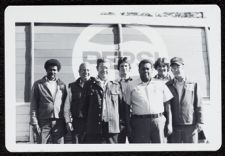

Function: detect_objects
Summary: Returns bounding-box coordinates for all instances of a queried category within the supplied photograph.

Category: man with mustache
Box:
[81,58,123,143]
[125,59,173,143]
[166,57,204,143]
[30,59,67,144]
[64,62,94,143]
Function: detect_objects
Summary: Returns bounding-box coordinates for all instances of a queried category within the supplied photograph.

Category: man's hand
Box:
[164,123,173,137]
[66,122,74,132]
[196,123,203,132]
[32,124,41,135]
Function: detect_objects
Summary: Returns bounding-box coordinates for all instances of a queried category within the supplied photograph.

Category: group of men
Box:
[30,56,204,144]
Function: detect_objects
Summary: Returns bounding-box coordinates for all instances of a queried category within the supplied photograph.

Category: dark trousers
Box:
[168,125,198,143]
[130,115,166,143]
[84,121,118,144]
[118,124,132,143]
[71,117,86,144]
[118,125,126,143]
[37,118,66,144]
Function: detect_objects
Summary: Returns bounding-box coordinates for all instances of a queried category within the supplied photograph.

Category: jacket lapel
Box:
[41,77,54,102]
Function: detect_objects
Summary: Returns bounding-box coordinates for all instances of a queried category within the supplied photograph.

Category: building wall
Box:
[15,23,210,142]
[16,24,31,142]
[153,26,209,96]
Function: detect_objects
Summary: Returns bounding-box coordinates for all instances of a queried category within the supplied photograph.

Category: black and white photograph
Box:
[5,5,221,152]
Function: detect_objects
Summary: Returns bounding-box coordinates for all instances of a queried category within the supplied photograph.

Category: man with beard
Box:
[166,57,204,143]
[64,62,94,143]
[125,59,173,143]
[30,59,67,144]
[154,57,172,81]
[81,58,123,143]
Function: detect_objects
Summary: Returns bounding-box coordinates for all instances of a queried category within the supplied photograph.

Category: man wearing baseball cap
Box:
[166,57,204,143]
[30,59,67,144]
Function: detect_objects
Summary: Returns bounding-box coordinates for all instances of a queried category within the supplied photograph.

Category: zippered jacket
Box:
[166,79,204,126]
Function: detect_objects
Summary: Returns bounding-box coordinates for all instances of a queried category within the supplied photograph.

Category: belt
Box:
[132,113,164,119]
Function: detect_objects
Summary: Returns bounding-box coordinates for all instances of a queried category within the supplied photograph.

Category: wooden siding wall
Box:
[33,24,118,84]
[16,104,30,142]
[16,24,31,102]
[16,24,31,142]
[15,23,210,142]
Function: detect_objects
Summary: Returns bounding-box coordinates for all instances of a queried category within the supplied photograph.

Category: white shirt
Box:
[125,78,173,115]
[46,80,57,99]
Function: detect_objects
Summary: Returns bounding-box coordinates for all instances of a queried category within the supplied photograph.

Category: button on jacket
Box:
[30,76,67,125]
[166,78,204,126]
[81,77,122,134]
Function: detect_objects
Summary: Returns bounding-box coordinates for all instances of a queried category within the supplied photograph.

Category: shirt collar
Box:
[44,76,57,82]
[173,77,187,85]
[43,76,62,85]
[120,77,132,82]
[137,78,152,85]
[155,74,171,80]
[76,77,85,87]
[96,76,108,87]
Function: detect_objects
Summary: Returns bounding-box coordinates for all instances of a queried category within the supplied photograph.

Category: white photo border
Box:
[5,5,221,152]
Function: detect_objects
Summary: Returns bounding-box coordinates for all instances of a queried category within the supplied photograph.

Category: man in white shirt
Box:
[125,59,173,143]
